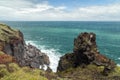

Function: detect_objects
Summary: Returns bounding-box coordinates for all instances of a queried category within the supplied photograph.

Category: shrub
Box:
[0,54,13,64]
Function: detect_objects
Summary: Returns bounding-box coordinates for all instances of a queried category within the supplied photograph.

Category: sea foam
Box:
[26,41,61,72]
[117,64,120,66]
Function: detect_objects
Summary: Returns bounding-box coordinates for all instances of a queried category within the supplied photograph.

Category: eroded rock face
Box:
[23,44,50,68]
[57,32,116,75]
[0,23,50,70]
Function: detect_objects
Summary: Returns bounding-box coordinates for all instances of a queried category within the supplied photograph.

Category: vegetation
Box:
[0,64,9,78]
[0,54,13,64]
[0,63,65,80]
[0,23,21,42]
[0,63,47,80]
[57,64,120,80]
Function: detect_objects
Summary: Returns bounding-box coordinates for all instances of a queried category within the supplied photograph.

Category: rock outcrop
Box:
[57,32,116,75]
[0,23,50,70]
[23,44,50,68]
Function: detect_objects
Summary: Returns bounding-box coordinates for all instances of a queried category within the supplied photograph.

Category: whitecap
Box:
[25,40,61,72]
[117,64,120,66]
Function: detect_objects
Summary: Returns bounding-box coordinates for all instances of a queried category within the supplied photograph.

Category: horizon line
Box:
[1,20,120,22]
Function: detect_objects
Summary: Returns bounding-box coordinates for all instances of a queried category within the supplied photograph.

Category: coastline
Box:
[25,40,61,72]
[0,23,120,80]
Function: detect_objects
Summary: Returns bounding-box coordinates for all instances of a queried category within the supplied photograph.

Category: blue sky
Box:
[36,0,119,6]
[0,0,120,21]
[31,0,120,7]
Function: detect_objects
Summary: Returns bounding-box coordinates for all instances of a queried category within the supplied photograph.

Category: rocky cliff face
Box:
[0,23,50,70]
[57,32,116,75]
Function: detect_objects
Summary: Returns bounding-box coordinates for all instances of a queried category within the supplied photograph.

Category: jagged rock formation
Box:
[23,44,50,68]
[57,32,116,75]
[0,23,50,70]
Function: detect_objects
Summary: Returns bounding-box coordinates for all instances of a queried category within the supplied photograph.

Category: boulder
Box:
[57,32,116,75]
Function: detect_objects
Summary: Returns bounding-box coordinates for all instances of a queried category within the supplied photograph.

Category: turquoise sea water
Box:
[1,21,120,71]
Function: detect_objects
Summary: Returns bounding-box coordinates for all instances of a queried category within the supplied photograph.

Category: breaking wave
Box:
[26,40,61,72]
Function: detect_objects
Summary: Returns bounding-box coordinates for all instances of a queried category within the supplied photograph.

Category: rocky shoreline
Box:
[0,23,50,70]
[0,23,120,80]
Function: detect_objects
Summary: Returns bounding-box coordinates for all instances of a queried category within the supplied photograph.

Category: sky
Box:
[0,0,120,21]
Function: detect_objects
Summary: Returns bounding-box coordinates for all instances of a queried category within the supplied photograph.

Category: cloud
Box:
[17,4,66,14]
[0,0,120,21]
[65,4,120,21]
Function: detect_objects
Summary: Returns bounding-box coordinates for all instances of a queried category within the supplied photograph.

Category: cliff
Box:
[0,23,50,69]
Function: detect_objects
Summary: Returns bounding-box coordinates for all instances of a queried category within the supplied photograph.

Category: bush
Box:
[0,54,13,64]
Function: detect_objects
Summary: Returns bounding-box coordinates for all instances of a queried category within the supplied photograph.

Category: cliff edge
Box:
[0,23,50,69]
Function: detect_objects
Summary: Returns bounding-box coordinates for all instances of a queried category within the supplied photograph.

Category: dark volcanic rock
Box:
[0,23,50,70]
[23,44,50,69]
[57,53,76,72]
[57,32,116,75]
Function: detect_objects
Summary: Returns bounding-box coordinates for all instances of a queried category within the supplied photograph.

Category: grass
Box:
[0,64,9,78]
[0,63,48,80]
[1,68,48,80]
[0,23,21,42]
[0,63,65,80]
[57,64,120,80]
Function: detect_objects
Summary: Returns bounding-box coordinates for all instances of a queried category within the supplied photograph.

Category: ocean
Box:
[1,21,120,72]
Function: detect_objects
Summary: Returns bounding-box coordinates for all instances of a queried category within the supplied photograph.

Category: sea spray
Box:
[26,41,61,72]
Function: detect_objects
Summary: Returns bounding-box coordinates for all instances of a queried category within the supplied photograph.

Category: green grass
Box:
[57,64,120,80]
[0,23,21,42]
[1,68,47,80]
[0,63,48,80]
[0,63,65,80]
[0,64,9,78]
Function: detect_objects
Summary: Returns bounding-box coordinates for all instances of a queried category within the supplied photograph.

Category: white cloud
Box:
[17,4,66,14]
[68,4,120,21]
[0,0,120,21]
